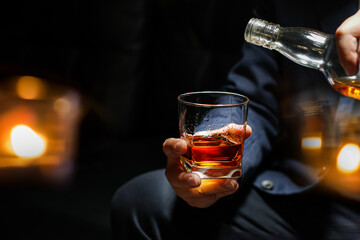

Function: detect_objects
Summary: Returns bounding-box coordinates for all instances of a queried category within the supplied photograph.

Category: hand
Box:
[163,125,252,208]
[336,9,360,76]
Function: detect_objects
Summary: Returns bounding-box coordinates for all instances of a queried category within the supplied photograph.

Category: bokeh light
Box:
[337,143,360,174]
[10,124,46,158]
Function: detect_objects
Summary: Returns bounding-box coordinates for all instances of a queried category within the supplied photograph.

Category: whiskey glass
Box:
[178,91,249,179]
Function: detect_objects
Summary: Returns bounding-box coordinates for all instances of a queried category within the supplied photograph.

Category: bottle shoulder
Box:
[277,28,332,50]
[274,28,334,70]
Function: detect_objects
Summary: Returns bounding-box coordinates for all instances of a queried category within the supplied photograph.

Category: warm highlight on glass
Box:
[178,91,249,179]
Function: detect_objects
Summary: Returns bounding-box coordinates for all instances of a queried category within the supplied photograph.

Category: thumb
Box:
[163,138,187,166]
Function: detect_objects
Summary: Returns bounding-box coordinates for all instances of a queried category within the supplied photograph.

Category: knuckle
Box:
[163,138,185,157]
[208,194,219,201]
[335,28,345,36]
[195,188,206,196]
[162,138,173,151]
[195,190,218,200]
[165,167,188,189]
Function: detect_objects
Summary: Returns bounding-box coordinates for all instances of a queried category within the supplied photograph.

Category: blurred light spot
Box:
[337,143,360,174]
[301,137,322,150]
[54,98,71,115]
[16,76,46,100]
[10,125,46,158]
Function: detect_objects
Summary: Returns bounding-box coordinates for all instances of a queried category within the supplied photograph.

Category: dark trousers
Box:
[111,169,360,240]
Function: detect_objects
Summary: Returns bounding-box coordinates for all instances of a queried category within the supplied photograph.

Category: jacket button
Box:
[261,180,274,190]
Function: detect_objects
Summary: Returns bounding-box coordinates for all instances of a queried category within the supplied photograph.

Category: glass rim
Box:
[178,91,249,108]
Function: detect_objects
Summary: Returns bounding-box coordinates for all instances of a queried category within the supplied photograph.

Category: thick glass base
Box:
[180,156,241,179]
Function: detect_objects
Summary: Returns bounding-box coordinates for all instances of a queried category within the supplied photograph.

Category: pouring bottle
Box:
[244,18,360,100]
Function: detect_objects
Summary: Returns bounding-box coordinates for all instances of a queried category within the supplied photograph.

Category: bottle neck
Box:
[244,18,280,49]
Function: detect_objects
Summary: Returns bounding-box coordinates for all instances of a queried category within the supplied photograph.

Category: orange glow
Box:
[301,136,322,150]
[16,76,46,100]
[10,125,46,158]
[53,98,71,115]
[337,143,360,174]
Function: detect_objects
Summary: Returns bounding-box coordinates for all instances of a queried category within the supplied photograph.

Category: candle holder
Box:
[0,75,82,185]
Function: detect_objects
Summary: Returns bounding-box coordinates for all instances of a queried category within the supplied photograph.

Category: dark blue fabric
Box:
[112,170,360,239]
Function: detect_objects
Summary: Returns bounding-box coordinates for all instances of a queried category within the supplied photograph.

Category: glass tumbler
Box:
[178,91,249,179]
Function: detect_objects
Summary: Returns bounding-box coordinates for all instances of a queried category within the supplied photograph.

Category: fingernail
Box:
[188,176,199,187]
[226,180,237,189]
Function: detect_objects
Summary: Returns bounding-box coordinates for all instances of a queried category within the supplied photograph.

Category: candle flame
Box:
[10,125,46,158]
[337,143,360,174]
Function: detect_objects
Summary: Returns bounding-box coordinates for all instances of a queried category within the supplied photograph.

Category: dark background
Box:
[0,1,254,239]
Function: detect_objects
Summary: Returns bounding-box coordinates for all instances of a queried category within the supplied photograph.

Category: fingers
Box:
[166,170,202,189]
[179,179,239,208]
[184,179,238,198]
[336,10,360,75]
[163,138,187,161]
[336,32,359,75]
[163,138,202,189]
[163,137,240,208]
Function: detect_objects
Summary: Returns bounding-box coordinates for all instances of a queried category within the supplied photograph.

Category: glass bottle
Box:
[244,18,360,100]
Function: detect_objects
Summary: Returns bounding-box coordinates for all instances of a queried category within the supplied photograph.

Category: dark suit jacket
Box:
[225,0,359,194]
